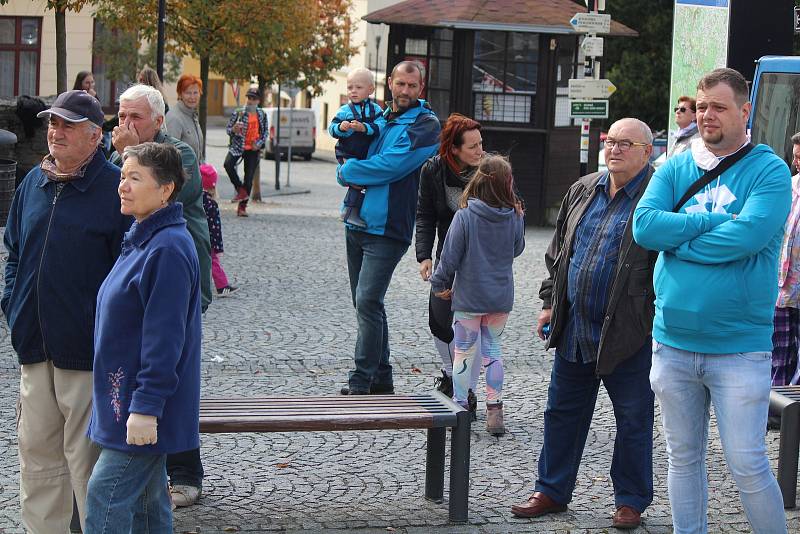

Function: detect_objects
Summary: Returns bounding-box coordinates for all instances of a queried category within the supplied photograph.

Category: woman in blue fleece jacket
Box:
[86,142,201,533]
[430,155,525,436]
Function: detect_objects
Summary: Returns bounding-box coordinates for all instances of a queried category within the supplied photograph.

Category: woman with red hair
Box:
[166,74,205,162]
[415,113,483,414]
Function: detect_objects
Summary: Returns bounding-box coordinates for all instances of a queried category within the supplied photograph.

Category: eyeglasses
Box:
[674,106,690,113]
[603,139,650,152]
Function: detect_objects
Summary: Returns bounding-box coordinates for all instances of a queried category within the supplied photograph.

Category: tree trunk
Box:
[55,8,67,94]
[199,55,210,157]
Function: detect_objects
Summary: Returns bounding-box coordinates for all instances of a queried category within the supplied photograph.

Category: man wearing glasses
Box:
[668,96,700,157]
[512,118,656,530]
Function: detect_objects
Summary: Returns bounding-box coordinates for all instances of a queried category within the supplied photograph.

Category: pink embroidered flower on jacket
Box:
[108,367,125,422]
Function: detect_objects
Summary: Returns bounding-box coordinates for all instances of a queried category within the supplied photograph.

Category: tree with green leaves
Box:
[602,0,674,133]
[92,0,356,152]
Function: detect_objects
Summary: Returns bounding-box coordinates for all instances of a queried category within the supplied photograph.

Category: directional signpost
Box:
[569,12,611,34]
[570,100,609,119]
[580,36,604,57]
[569,1,615,174]
[568,78,616,100]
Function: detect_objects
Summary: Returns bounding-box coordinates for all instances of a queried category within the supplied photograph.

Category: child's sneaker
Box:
[486,402,505,436]
[216,285,239,297]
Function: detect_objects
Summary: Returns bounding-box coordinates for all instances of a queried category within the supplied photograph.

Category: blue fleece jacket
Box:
[430,199,525,313]
[632,144,791,353]
[338,100,440,244]
[328,98,385,161]
[89,202,202,455]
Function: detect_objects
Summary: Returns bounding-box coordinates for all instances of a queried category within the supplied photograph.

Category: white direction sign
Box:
[568,78,616,99]
[570,12,611,34]
[581,36,604,57]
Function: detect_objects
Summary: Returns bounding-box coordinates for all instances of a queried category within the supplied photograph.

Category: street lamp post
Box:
[156,0,166,80]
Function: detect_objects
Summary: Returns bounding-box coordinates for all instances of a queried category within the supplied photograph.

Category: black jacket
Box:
[540,167,657,375]
[415,155,471,263]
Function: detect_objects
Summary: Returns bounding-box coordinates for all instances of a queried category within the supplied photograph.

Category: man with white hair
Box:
[512,118,657,530]
[2,90,131,532]
[111,83,211,507]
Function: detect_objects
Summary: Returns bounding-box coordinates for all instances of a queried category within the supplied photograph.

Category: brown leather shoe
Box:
[510,491,567,518]
[612,505,641,529]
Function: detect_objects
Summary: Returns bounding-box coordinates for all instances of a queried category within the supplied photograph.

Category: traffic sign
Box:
[570,100,609,119]
[569,12,611,34]
[581,36,604,57]
[568,78,616,99]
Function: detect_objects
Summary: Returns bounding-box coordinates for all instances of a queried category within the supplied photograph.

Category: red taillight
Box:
[269,126,275,139]
[312,127,316,137]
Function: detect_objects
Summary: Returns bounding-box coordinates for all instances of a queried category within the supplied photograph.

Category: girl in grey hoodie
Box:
[430,155,525,436]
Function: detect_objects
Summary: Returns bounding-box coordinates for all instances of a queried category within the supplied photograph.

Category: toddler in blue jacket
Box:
[328,68,385,227]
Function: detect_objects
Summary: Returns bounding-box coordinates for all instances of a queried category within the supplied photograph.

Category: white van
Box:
[262,107,316,160]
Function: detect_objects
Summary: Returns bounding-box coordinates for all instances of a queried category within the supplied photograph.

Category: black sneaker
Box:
[340,386,369,395]
[433,370,454,398]
[467,389,477,421]
[216,285,239,297]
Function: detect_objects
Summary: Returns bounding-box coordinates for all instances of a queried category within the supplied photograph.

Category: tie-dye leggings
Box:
[452,311,509,407]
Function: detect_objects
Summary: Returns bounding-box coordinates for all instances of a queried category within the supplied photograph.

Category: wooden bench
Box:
[769,385,800,508]
[198,391,472,523]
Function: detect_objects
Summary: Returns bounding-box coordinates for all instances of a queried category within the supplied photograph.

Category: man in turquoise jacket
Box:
[633,68,789,534]
[338,61,440,394]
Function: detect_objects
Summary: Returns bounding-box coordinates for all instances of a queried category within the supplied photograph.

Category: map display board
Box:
[667,0,730,150]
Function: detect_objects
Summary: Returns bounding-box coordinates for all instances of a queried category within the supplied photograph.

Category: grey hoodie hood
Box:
[430,198,525,313]
[466,198,517,222]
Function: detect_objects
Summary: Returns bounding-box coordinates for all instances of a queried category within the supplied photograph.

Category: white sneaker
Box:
[170,484,201,507]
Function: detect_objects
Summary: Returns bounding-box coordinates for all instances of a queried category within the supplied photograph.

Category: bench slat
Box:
[198,394,462,433]
[199,413,455,433]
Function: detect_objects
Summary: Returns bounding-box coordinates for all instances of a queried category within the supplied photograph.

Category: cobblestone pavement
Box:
[0,127,797,533]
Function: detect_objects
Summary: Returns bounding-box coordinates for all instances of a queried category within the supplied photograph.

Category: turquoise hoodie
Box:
[632,144,791,353]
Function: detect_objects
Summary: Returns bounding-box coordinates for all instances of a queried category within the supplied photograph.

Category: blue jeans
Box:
[345,228,408,392]
[85,448,172,533]
[167,447,203,487]
[650,342,787,534]
[535,342,654,513]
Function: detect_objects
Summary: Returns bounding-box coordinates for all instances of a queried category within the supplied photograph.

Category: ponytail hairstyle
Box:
[459,154,523,215]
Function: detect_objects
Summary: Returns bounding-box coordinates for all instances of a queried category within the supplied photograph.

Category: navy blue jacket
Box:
[2,150,132,370]
[89,202,201,454]
[338,100,440,244]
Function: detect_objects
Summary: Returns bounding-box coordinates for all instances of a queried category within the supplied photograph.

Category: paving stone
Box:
[0,126,796,533]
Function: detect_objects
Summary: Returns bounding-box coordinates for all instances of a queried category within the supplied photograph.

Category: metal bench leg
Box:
[448,411,471,523]
[425,427,446,503]
[778,403,800,509]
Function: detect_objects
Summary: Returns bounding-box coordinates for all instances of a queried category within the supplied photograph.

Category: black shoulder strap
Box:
[672,143,755,213]
[348,102,359,120]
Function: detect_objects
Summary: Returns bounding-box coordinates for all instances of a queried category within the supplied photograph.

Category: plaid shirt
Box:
[226,107,268,157]
[557,167,648,363]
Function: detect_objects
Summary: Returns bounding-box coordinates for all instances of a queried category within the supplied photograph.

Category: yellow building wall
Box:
[0,0,95,97]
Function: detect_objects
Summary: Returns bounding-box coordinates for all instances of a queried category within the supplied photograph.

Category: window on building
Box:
[401,29,453,117]
[472,31,538,124]
[0,17,41,97]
